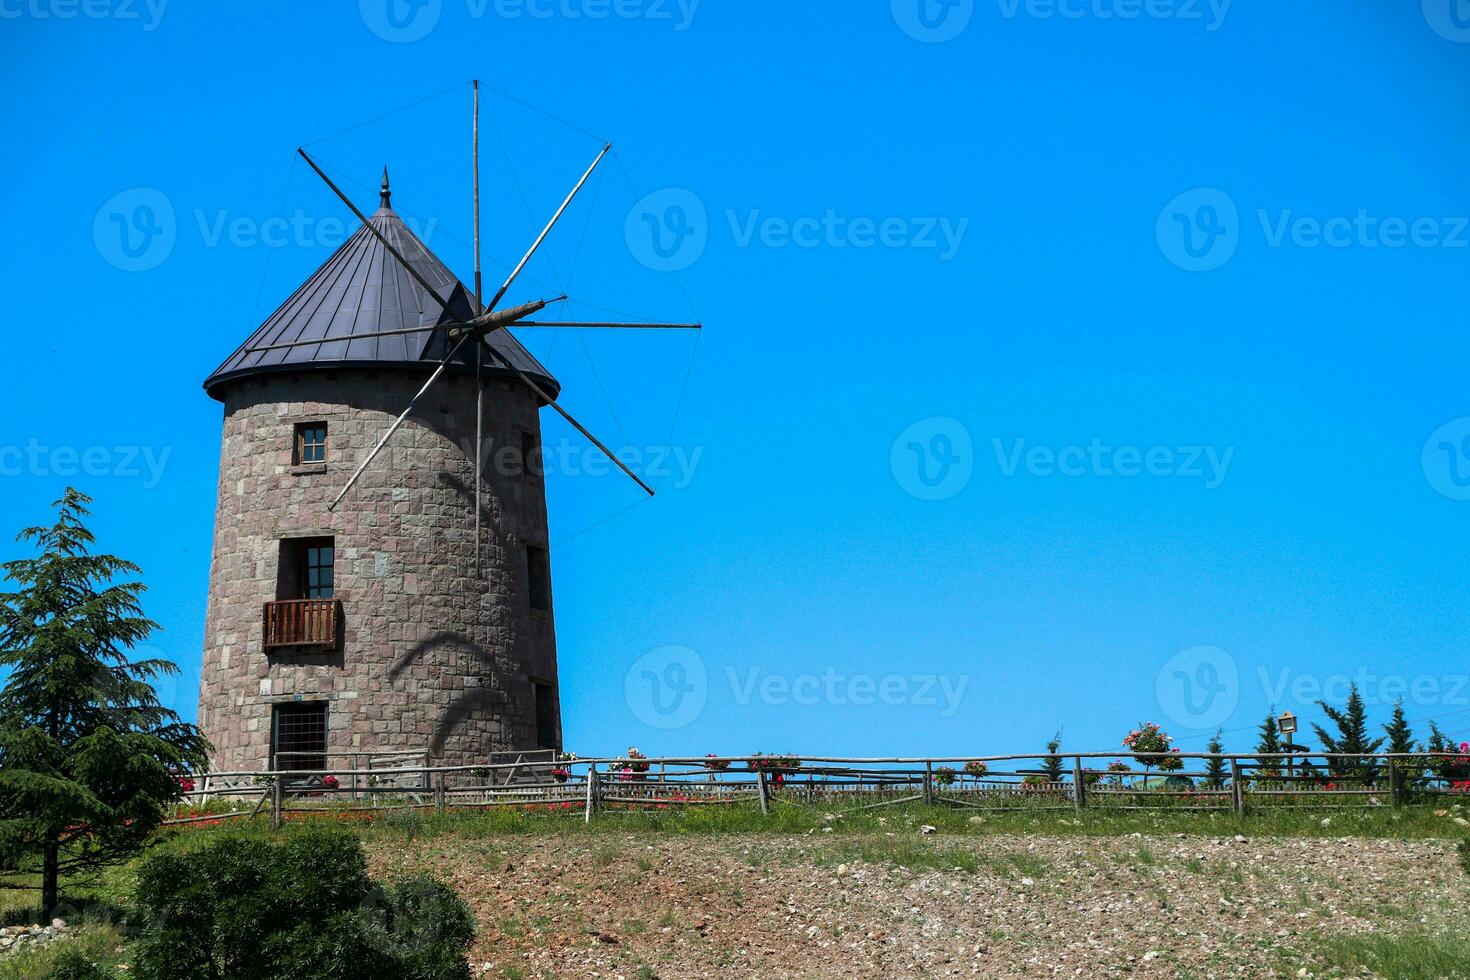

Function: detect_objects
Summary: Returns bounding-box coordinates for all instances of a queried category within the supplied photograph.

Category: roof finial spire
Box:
[379,166,392,210]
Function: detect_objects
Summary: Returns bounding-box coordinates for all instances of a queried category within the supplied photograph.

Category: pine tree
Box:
[1313,683,1383,784]
[1043,731,1065,784]
[1383,699,1415,756]
[1423,722,1455,785]
[1426,721,1453,756]
[0,489,208,917]
[1205,730,1229,790]
[1256,711,1283,778]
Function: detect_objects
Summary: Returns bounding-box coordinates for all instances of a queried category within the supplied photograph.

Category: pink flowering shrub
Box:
[1433,742,1470,780]
[1122,722,1173,769]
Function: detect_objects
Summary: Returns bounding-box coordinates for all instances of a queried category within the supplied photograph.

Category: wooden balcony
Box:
[262,599,340,650]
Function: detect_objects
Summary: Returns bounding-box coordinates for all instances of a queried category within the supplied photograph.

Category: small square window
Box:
[526,545,551,613]
[294,422,327,465]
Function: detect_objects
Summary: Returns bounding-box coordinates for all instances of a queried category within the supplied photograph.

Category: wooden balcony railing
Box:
[262,599,340,650]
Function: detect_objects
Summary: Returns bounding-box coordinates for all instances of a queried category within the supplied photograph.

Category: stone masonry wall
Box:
[197,368,560,773]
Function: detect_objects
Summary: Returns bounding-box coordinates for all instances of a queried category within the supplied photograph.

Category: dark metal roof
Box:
[204,172,559,402]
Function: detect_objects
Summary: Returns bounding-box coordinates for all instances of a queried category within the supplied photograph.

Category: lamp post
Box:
[1279,711,1298,782]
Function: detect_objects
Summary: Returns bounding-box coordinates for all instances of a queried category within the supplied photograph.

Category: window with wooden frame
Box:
[294,422,328,465]
[526,545,551,614]
[274,536,336,602]
[300,540,334,599]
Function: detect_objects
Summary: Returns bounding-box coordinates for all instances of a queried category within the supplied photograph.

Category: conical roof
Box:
[204,171,559,402]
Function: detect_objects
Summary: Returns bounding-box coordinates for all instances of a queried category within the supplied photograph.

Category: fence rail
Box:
[165,751,1470,829]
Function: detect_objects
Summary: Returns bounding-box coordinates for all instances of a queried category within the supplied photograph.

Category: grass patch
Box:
[0,923,129,980]
[1307,931,1470,979]
[126,797,1470,853]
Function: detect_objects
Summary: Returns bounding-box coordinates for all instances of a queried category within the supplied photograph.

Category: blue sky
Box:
[3,1,1470,762]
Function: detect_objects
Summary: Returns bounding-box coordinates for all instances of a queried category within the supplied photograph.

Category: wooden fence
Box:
[165,751,1470,829]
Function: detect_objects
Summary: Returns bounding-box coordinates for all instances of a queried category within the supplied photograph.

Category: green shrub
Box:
[129,829,472,980]
[46,949,114,980]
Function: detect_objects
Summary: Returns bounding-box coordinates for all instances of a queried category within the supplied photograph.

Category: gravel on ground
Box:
[367,829,1469,978]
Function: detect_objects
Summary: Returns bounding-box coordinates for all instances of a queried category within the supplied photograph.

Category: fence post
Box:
[923,761,935,806]
[1230,759,1244,816]
[271,776,284,831]
[757,770,770,816]
[1388,759,1403,807]
[435,772,447,812]
[584,763,599,824]
[1073,757,1087,812]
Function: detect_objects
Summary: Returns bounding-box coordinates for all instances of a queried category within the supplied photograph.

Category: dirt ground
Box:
[366,828,1469,978]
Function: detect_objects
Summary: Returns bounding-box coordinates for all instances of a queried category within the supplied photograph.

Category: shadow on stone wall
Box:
[391,629,507,758]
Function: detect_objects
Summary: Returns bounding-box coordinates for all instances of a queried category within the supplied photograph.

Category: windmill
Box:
[290,81,698,561]
[194,82,701,769]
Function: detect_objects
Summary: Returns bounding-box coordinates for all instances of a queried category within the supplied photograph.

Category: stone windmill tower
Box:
[197,99,696,773]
